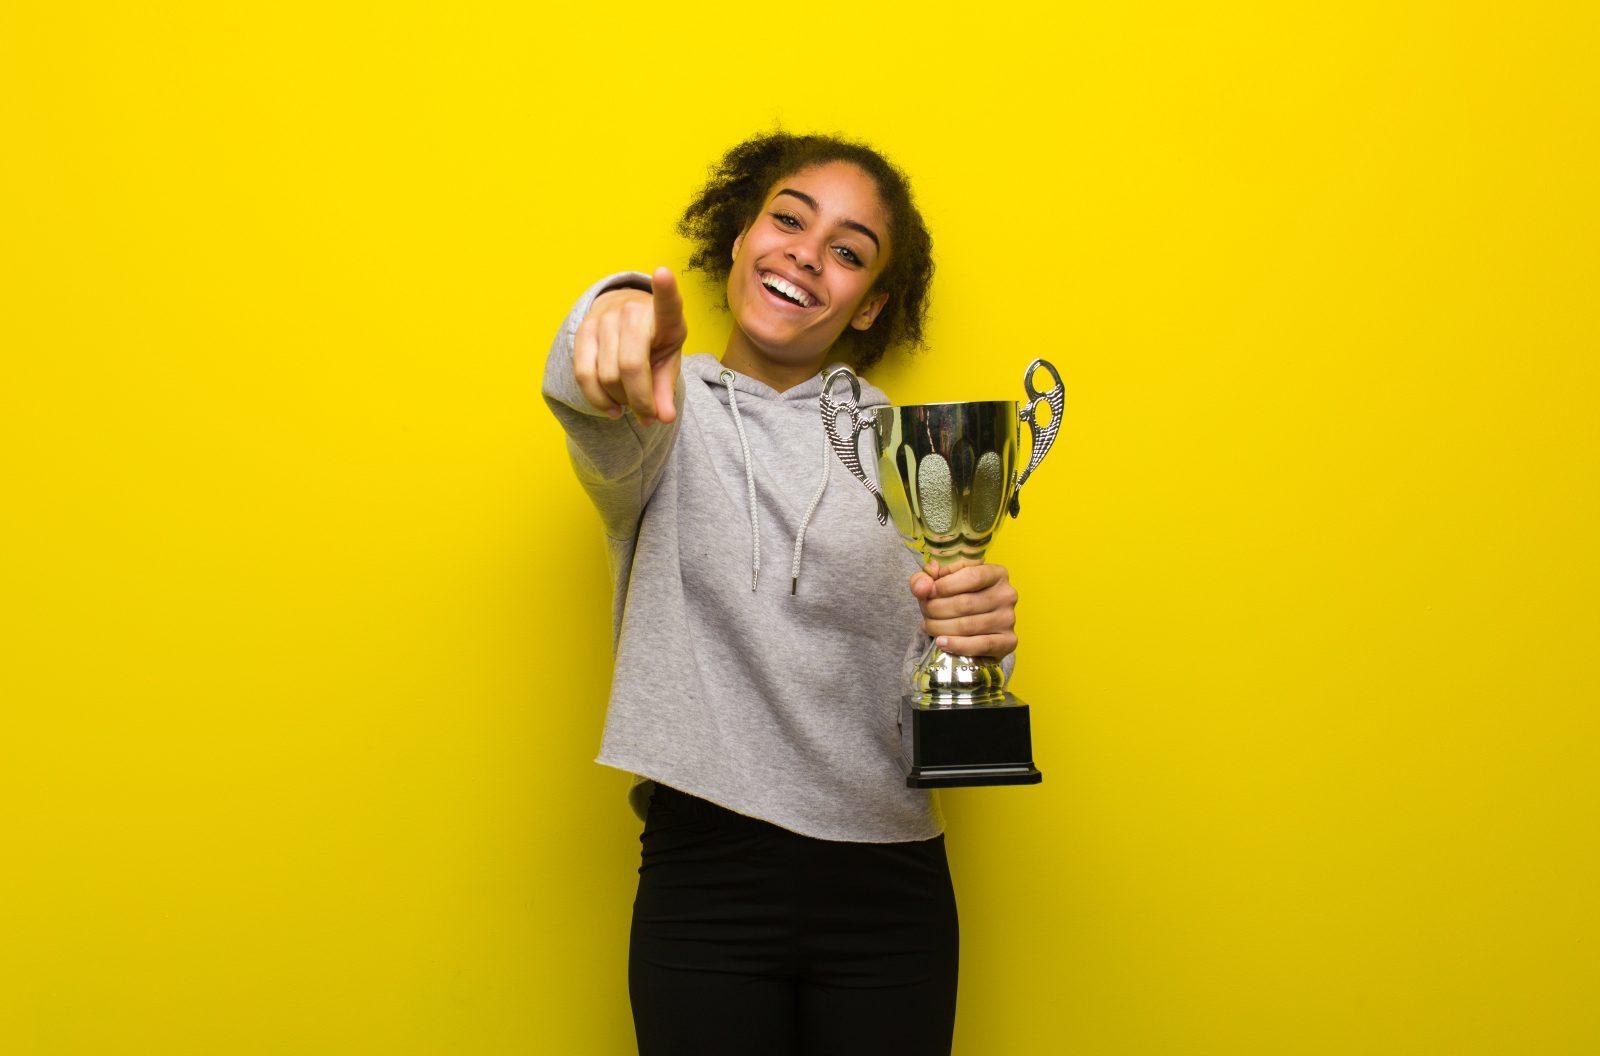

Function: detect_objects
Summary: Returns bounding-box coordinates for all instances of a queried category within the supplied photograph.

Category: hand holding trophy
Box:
[820,360,1065,788]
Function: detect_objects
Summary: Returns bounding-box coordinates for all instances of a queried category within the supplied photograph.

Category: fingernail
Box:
[936,637,949,648]
[606,408,622,419]
[640,416,655,427]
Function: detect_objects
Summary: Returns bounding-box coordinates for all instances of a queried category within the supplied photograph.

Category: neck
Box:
[720,328,833,393]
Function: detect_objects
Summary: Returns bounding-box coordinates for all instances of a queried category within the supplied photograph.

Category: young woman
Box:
[542,133,1020,1055]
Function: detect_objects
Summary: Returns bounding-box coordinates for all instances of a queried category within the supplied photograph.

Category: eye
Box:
[833,245,863,266]
[771,211,801,228]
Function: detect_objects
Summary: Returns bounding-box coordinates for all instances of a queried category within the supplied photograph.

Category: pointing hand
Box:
[573,266,687,425]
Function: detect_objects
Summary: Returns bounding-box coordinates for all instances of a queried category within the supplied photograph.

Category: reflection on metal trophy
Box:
[821,360,1064,788]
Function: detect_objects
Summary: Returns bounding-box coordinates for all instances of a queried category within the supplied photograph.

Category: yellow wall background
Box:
[4,2,1596,1052]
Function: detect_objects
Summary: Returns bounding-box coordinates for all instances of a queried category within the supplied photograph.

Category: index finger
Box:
[930,563,1005,597]
[651,266,685,336]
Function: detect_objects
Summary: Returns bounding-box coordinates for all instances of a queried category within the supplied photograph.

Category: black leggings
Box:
[629,785,959,1055]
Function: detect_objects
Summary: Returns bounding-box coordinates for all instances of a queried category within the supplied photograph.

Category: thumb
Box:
[923,558,975,597]
[928,557,976,579]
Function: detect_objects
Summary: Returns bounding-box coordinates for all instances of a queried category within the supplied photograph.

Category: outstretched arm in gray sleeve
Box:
[542,269,688,541]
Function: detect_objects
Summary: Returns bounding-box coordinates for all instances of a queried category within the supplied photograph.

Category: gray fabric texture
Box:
[543,272,945,842]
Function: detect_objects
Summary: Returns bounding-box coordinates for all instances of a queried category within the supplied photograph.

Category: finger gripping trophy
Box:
[821,359,1065,788]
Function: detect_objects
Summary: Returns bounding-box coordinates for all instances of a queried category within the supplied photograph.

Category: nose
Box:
[787,236,824,273]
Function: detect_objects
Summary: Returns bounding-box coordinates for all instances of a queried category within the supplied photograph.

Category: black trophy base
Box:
[902,690,1044,789]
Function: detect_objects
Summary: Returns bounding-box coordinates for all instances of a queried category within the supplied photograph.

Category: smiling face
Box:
[723,161,892,385]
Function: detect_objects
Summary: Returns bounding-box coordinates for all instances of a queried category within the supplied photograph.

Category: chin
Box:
[741,328,824,366]
[730,314,814,362]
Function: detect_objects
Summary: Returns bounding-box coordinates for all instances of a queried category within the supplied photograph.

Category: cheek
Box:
[839,277,877,313]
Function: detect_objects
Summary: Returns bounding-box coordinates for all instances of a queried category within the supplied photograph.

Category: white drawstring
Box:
[719,368,834,596]
[790,443,830,595]
[721,370,761,591]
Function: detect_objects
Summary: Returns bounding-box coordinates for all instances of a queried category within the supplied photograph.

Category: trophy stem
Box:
[911,640,1008,702]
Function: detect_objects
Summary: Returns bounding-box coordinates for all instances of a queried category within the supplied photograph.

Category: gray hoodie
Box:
[543,273,943,841]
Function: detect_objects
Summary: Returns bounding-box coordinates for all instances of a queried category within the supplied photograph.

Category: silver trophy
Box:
[821,360,1064,788]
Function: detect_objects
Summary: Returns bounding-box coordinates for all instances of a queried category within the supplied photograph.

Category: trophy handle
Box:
[820,367,889,526]
[1009,358,1064,517]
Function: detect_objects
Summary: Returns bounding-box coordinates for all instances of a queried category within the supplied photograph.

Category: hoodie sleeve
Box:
[542,272,686,541]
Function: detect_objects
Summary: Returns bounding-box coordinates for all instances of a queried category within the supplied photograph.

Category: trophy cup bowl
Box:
[821,360,1064,788]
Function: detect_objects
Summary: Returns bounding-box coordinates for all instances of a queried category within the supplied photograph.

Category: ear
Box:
[850,291,890,331]
[731,227,747,263]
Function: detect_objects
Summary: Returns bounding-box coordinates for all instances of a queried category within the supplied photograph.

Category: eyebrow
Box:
[774,188,882,252]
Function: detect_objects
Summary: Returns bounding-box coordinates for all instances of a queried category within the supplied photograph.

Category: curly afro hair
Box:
[677,132,934,372]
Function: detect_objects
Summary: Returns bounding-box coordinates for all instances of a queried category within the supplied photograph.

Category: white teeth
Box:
[761,273,814,307]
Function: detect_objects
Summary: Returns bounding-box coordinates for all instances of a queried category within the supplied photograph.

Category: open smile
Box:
[757,269,820,310]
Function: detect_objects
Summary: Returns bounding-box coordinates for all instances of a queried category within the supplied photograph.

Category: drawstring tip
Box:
[751,571,758,592]
[790,577,798,596]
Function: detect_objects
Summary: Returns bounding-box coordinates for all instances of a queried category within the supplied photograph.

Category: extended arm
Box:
[541,268,687,540]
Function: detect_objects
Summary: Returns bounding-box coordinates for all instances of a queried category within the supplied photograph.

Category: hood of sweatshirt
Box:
[679,352,894,596]
[680,351,892,409]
